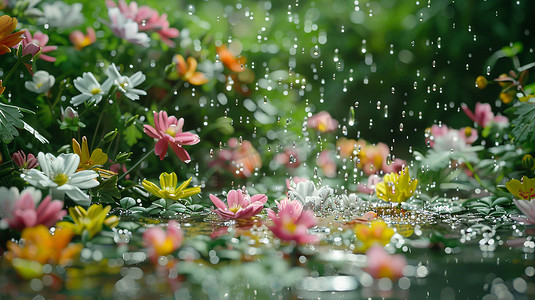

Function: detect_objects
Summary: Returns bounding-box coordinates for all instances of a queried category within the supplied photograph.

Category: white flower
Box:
[107,8,150,47]
[71,72,108,106]
[39,1,84,29]
[288,180,334,208]
[25,70,55,94]
[102,63,147,101]
[22,152,99,206]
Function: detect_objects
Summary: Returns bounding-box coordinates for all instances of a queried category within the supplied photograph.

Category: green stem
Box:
[91,109,105,149]
[2,59,22,84]
[118,150,153,181]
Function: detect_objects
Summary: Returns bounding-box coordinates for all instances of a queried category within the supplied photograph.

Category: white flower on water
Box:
[288,180,334,208]
[71,72,108,106]
[39,1,84,29]
[102,63,147,101]
[22,152,99,206]
[107,8,150,47]
[25,70,55,94]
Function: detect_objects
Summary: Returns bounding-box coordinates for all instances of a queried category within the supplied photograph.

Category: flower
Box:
[209,138,262,178]
[71,72,108,106]
[5,225,83,279]
[361,142,390,175]
[357,175,382,194]
[102,63,147,101]
[287,180,334,208]
[209,189,267,220]
[143,220,183,263]
[0,187,66,231]
[107,7,150,47]
[217,44,246,72]
[143,110,200,162]
[365,245,407,280]
[0,15,25,55]
[275,148,301,169]
[354,220,395,252]
[307,111,339,133]
[57,204,119,238]
[375,167,418,204]
[72,137,108,171]
[336,138,362,159]
[69,27,96,50]
[17,29,57,62]
[12,150,38,170]
[512,199,535,224]
[426,125,473,152]
[460,126,478,144]
[499,91,514,104]
[506,176,535,200]
[268,202,318,244]
[22,152,99,205]
[475,76,488,89]
[276,198,303,216]
[317,150,337,178]
[461,102,495,128]
[39,1,84,28]
[24,70,55,94]
[142,172,201,201]
[171,55,209,85]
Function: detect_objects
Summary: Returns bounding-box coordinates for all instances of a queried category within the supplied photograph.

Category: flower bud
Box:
[522,154,534,170]
[61,106,78,121]
[102,129,118,143]
[499,91,514,104]
[475,76,487,89]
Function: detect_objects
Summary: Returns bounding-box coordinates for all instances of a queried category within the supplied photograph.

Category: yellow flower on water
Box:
[142,172,201,201]
[376,167,418,204]
[57,204,119,238]
[506,176,535,200]
[72,137,108,171]
[354,220,395,253]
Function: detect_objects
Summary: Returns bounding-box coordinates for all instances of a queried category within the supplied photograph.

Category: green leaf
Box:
[92,175,121,203]
[123,123,142,146]
[508,102,535,145]
[120,197,137,209]
[0,102,24,143]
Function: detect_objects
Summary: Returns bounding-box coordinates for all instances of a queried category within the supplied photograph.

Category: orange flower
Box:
[217,44,246,72]
[0,15,25,55]
[173,54,209,85]
[69,27,96,50]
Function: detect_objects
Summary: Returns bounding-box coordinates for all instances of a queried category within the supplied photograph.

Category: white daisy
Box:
[102,63,147,101]
[22,152,99,206]
[25,70,55,94]
[39,1,84,29]
[71,72,107,106]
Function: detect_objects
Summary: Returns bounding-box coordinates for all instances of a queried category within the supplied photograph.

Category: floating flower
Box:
[107,7,150,47]
[209,138,262,178]
[287,180,334,208]
[12,150,38,170]
[71,72,108,106]
[276,198,303,216]
[307,111,338,133]
[69,27,96,50]
[39,1,84,28]
[57,204,119,238]
[217,44,246,72]
[365,245,407,280]
[506,176,535,200]
[375,167,418,204]
[22,152,99,205]
[512,199,535,224]
[24,70,55,94]
[0,187,66,231]
[268,201,318,244]
[0,15,25,55]
[143,220,183,263]
[17,29,57,62]
[5,225,82,279]
[354,220,395,252]
[72,136,108,171]
[143,110,200,162]
[172,55,209,85]
[210,189,267,220]
[102,63,147,101]
[142,172,201,201]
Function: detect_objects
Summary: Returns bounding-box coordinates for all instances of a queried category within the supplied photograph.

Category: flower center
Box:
[165,125,179,137]
[91,87,102,95]
[53,173,69,186]
[229,206,241,213]
[464,127,472,137]
[37,83,43,88]
[282,220,297,233]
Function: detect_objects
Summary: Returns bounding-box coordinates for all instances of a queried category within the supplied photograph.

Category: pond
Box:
[1,0,535,299]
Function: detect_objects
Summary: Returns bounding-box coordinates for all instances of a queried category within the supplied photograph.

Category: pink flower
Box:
[143,111,200,162]
[365,245,407,280]
[209,138,262,178]
[143,220,183,263]
[362,142,389,176]
[357,175,382,194]
[268,202,318,244]
[210,189,267,220]
[17,29,57,62]
[459,126,478,144]
[275,148,300,169]
[307,111,338,133]
[461,102,494,128]
[317,150,336,177]
[69,27,96,50]
[285,176,308,191]
[382,158,406,174]
[12,150,38,170]
[513,199,535,224]
[0,187,66,231]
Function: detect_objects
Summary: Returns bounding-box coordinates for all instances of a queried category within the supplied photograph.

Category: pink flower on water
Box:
[143,220,183,263]
[210,189,267,220]
[12,150,38,170]
[107,0,179,47]
[268,200,318,244]
[307,111,338,133]
[143,111,200,162]
[0,187,66,231]
[17,29,57,62]
[365,245,407,280]
[513,199,535,224]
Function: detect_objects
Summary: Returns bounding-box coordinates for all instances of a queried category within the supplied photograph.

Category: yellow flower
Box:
[0,15,25,55]
[72,137,108,171]
[5,225,83,279]
[354,220,395,252]
[376,167,418,204]
[499,91,514,104]
[142,172,201,201]
[172,55,209,85]
[57,204,119,238]
[506,176,535,200]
